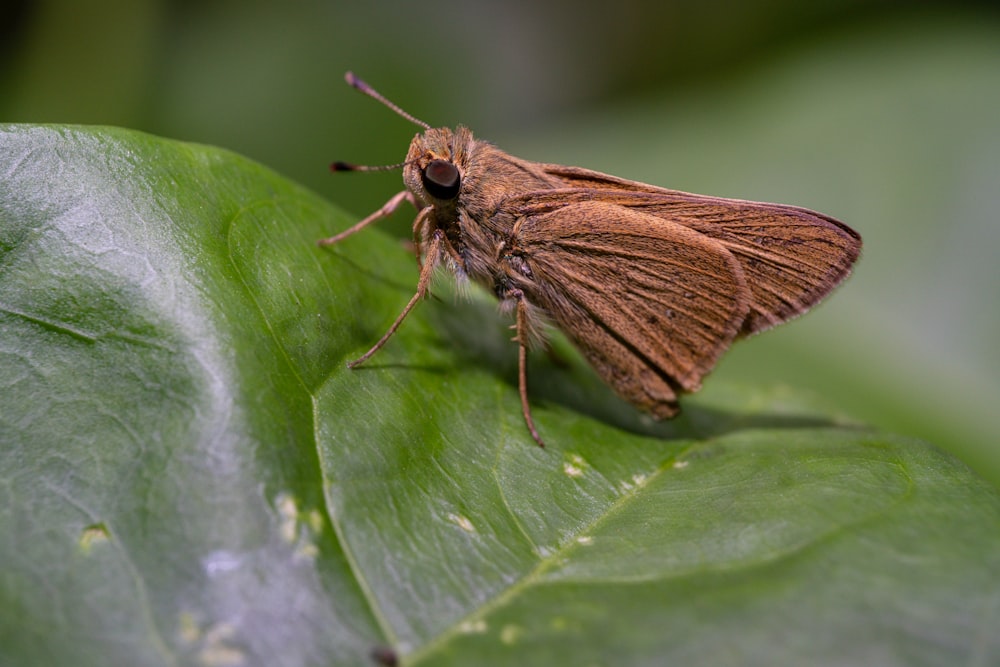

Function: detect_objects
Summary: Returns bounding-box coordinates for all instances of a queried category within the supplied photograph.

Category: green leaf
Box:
[2,125,998,667]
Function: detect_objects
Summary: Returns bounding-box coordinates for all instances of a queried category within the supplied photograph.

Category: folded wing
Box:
[515,181,862,336]
[506,200,750,418]
[630,192,861,335]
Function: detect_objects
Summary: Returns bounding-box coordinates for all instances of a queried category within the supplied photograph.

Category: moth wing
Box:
[509,201,750,418]
[632,193,861,335]
[536,165,862,335]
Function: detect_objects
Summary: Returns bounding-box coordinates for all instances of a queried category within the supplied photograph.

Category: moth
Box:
[321,72,862,447]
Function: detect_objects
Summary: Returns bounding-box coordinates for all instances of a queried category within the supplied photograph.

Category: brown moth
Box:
[321,72,862,447]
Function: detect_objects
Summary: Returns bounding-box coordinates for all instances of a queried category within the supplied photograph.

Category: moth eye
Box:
[422,159,461,200]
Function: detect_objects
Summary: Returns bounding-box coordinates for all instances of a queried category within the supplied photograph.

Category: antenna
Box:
[329,159,418,173]
[345,71,430,130]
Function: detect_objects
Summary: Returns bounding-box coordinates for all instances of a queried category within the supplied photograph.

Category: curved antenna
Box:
[345,71,431,130]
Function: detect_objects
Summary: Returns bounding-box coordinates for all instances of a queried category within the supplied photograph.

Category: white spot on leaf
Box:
[276,493,298,544]
[500,624,524,645]
[447,513,476,533]
[459,619,487,634]
[563,453,589,478]
[202,550,243,576]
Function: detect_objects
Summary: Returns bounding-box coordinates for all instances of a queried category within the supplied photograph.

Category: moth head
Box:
[404,127,474,206]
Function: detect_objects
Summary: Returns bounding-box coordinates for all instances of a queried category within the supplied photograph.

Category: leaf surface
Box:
[1,125,997,667]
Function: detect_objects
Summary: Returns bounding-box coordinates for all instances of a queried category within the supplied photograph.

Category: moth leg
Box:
[410,206,433,270]
[512,290,545,448]
[347,229,444,368]
[317,190,416,246]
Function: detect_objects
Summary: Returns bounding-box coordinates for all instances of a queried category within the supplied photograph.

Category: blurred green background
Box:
[3,0,998,487]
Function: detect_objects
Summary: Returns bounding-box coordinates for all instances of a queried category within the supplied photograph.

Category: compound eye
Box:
[421,159,461,200]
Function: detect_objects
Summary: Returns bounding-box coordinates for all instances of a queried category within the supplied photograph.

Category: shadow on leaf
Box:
[425,288,847,443]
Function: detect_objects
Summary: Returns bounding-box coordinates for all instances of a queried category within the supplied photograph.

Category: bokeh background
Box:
[3,0,998,486]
